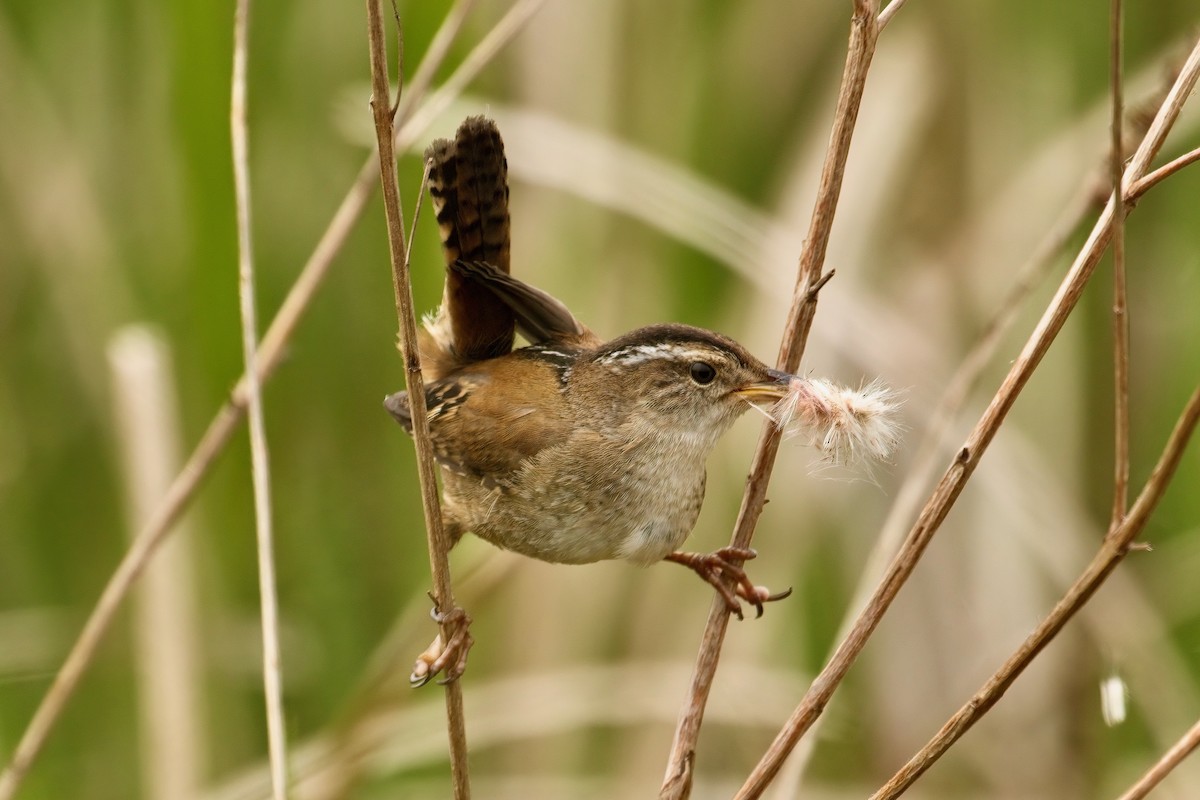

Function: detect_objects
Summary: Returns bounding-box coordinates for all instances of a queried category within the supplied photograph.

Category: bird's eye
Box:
[689,361,717,385]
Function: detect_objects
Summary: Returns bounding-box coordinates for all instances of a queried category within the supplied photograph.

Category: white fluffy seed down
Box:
[763,377,901,465]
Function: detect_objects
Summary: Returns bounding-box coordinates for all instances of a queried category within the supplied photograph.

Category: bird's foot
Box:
[665,546,792,620]
[410,598,474,688]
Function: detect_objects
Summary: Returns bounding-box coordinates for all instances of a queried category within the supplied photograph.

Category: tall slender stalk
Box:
[231,0,289,796]
[365,4,470,797]
[870,386,1200,799]
[0,6,540,795]
[1109,0,1130,528]
[736,30,1200,800]
[660,2,883,796]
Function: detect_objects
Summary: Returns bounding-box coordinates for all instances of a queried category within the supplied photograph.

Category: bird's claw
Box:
[665,546,792,620]
[409,600,473,688]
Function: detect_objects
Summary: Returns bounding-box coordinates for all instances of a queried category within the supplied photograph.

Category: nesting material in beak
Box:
[738,373,900,466]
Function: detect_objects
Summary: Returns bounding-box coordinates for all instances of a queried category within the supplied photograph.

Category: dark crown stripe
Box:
[593,323,752,368]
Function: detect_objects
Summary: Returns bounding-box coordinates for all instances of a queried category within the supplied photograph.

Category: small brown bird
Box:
[388,117,799,684]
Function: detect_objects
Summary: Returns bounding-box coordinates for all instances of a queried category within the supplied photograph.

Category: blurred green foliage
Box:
[2,1,1199,798]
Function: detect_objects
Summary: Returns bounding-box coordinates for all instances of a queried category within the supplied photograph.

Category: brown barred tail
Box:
[424,116,515,366]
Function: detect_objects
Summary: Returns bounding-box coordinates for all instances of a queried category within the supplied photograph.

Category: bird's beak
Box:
[734,369,794,404]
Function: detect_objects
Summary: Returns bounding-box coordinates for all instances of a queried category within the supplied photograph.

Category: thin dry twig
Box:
[365,4,469,798]
[774,62,1183,793]
[877,0,909,32]
[870,385,1200,800]
[1109,0,1130,526]
[659,2,884,797]
[0,7,540,795]
[391,0,475,134]
[393,0,546,157]
[1115,715,1200,800]
[231,1,289,797]
[1126,144,1200,200]
[734,32,1200,800]
[776,174,1105,795]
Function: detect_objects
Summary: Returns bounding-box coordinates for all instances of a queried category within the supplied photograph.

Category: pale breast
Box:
[440,425,710,566]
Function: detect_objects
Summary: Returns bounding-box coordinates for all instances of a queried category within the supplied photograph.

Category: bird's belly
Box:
[444,462,705,566]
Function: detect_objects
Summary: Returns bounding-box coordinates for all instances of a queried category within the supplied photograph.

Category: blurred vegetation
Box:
[1,1,1199,798]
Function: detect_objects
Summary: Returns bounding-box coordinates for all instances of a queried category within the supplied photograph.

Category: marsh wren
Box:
[387,117,805,685]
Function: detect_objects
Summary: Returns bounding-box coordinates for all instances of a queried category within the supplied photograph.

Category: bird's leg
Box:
[410,596,474,687]
[664,547,792,620]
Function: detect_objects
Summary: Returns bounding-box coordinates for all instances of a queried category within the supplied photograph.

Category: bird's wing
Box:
[450,259,599,347]
[384,351,576,487]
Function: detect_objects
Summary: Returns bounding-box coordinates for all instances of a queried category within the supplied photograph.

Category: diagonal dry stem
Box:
[734,31,1200,800]
[774,166,1107,796]
[870,385,1200,800]
[659,2,884,797]
[0,6,541,796]
[769,52,1188,795]
[1127,145,1200,200]
[877,0,909,31]
[365,4,469,797]
[1115,714,1200,800]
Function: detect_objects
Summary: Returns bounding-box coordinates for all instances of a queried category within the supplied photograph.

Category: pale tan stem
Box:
[870,385,1200,799]
[231,0,289,796]
[107,328,204,800]
[1114,715,1200,800]
[1109,0,1130,526]
[0,6,541,794]
[365,3,469,797]
[1126,145,1200,200]
[734,31,1200,800]
[877,0,909,31]
[659,2,884,797]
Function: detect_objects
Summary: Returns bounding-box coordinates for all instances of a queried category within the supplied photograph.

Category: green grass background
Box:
[2,1,1199,798]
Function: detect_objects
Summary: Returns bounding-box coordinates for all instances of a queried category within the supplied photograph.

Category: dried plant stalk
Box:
[735,31,1200,800]
[1128,145,1200,199]
[1115,715,1200,800]
[870,386,1200,799]
[107,328,204,800]
[660,1,884,796]
[365,3,469,797]
[231,1,290,797]
[774,60,1177,792]
[1109,0,1130,525]
[0,6,544,795]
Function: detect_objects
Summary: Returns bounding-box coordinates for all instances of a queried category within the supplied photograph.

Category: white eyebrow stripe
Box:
[596,344,720,366]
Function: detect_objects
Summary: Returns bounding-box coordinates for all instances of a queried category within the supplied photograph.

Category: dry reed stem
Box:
[1115,715,1200,800]
[0,7,539,795]
[392,0,475,136]
[659,2,883,796]
[775,173,1106,796]
[773,61,1176,793]
[394,0,546,150]
[876,0,908,31]
[1109,0,1130,526]
[202,658,809,800]
[870,385,1200,799]
[365,4,469,797]
[231,0,290,796]
[107,328,204,800]
[1127,145,1200,200]
[734,31,1200,800]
